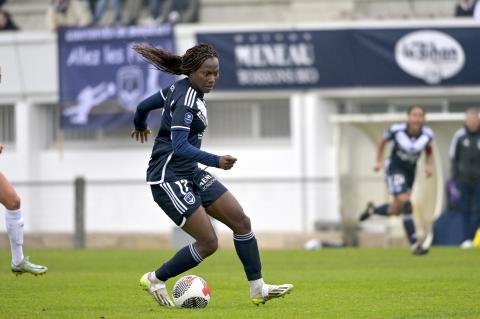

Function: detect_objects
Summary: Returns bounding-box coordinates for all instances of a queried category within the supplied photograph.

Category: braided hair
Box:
[132,43,218,76]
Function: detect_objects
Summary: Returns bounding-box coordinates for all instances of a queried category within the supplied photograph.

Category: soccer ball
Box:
[172,275,211,308]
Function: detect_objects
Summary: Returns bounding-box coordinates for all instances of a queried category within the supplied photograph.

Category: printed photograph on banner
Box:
[58,25,176,129]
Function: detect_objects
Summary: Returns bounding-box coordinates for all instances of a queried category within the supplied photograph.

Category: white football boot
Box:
[11,257,48,276]
[251,283,294,306]
[139,272,175,307]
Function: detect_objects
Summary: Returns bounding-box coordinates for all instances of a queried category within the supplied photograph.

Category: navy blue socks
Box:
[233,231,262,281]
[155,243,203,282]
[373,204,390,216]
[402,201,417,244]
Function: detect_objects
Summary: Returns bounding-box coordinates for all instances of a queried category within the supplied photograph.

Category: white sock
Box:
[249,278,265,297]
[5,209,24,265]
[147,272,166,292]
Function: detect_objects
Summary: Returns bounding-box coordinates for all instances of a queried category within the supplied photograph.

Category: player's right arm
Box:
[374,125,395,172]
[0,144,3,155]
[373,138,387,172]
[131,88,168,143]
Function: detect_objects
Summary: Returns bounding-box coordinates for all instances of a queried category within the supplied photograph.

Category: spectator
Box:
[149,0,163,20]
[0,8,18,31]
[455,0,477,17]
[93,0,122,25]
[123,0,144,25]
[158,0,199,24]
[124,0,163,25]
[449,108,480,248]
[87,0,98,21]
[46,0,89,31]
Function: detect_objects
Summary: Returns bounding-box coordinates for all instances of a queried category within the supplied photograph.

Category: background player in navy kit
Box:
[130,43,293,307]
[359,106,434,255]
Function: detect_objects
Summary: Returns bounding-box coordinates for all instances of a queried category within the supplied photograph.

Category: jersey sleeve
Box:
[383,125,395,141]
[171,130,220,167]
[171,86,199,131]
[170,96,219,167]
[423,127,434,143]
[133,88,169,131]
[171,101,194,132]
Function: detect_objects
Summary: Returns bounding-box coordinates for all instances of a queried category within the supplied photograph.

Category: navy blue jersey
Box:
[384,123,434,174]
[146,78,217,183]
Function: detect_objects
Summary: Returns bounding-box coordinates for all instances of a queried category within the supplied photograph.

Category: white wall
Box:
[3,21,477,239]
[0,26,338,236]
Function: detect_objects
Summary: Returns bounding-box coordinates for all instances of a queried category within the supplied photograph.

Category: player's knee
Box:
[234,214,251,234]
[199,235,218,257]
[5,195,21,211]
[402,201,413,215]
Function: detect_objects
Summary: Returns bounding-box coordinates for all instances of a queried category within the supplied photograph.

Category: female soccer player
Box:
[0,144,48,275]
[131,43,293,307]
[358,106,434,255]
[0,66,47,275]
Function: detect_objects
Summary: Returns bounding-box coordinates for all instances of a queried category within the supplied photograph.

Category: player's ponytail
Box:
[133,44,183,75]
[133,43,218,76]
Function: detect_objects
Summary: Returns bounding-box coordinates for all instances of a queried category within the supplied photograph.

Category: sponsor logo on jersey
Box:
[184,192,196,205]
[395,30,465,84]
[199,173,216,191]
[184,112,193,125]
[396,149,420,163]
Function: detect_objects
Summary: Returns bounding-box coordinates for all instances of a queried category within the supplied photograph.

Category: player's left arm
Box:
[0,144,3,155]
[423,127,434,178]
[425,143,433,177]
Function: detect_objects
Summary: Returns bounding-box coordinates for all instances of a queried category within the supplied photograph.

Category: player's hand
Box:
[425,164,433,178]
[373,161,382,172]
[0,144,3,155]
[130,128,151,143]
[219,155,237,170]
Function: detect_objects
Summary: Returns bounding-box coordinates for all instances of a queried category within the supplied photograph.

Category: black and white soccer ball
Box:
[172,275,210,308]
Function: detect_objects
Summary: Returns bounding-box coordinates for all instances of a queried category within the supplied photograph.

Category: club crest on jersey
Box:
[184,112,193,125]
[184,192,196,205]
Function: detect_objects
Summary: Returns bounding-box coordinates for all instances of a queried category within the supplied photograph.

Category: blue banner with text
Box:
[197,27,480,90]
[59,25,176,128]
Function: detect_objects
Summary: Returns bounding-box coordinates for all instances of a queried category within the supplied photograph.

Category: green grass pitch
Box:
[0,247,479,319]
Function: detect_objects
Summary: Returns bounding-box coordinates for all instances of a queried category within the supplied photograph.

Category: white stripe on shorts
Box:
[160,183,186,214]
[165,182,188,211]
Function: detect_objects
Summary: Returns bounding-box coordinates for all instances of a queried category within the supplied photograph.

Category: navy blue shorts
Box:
[150,169,228,227]
[386,168,415,196]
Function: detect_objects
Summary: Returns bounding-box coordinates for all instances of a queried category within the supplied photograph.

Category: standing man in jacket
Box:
[449,108,480,248]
